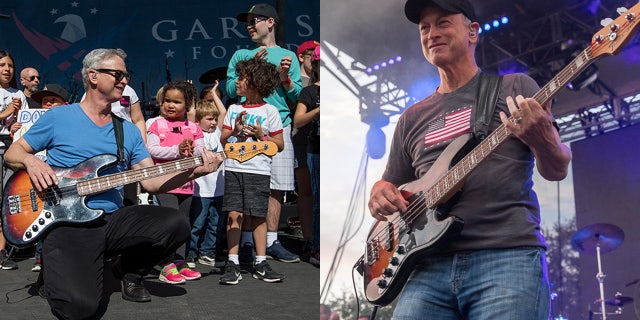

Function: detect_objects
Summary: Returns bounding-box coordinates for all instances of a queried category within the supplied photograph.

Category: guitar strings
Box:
[5,148,271,212]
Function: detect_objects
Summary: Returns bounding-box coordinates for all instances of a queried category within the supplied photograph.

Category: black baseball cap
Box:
[405,0,477,24]
[236,3,279,23]
[32,84,68,103]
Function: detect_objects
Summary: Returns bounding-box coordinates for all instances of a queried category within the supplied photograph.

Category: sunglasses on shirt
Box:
[95,68,132,82]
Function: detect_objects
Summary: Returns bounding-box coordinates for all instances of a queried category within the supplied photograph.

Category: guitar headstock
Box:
[591,3,640,58]
[224,140,278,163]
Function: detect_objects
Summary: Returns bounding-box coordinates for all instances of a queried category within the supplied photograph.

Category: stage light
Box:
[388,59,395,65]
[381,62,387,68]
[361,55,403,74]
[396,56,402,62]
[501,16,509,24]
[484,23,491,31]
[492,20,499,28]
[366,67,372,74]
[373,64,380,71]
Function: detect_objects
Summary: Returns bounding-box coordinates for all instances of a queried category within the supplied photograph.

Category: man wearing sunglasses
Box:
[5,48,223,319]
[226,3,303,265]
[19,67,41,108]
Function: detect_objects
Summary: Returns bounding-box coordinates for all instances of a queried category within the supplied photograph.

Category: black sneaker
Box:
[0,249,18,270]
[219,261,242,285]
[252,260,285,283]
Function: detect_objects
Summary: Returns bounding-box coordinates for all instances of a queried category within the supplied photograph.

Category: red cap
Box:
[296,40,319,57]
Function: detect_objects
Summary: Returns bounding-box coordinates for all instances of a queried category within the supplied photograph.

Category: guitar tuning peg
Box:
[601,17,613,27]
[617,7,628,15]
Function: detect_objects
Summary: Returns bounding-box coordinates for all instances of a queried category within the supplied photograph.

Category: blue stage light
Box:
[366,67,372,74]
[484,23,491,31]
[381,62,387,68]
[492,20,499,28]
[501,16,509,24]
[373,64,380,71]
[396,56,402,62]
[388,59,395,65]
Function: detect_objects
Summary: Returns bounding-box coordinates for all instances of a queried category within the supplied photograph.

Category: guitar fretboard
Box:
[76,155,217,196]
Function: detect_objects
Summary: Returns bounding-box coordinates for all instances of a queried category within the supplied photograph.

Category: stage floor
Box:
[0,235,319,319]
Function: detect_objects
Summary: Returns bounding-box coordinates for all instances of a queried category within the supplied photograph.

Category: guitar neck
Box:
[425,48,598,208]
[76,154,217,196]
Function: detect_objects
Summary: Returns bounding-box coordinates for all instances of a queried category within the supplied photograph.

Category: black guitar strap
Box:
[111,113,126,163]
[470,72,503,141]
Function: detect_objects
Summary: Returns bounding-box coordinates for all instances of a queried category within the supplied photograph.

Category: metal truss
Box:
[322,40,411,128]
[557,90,640,142]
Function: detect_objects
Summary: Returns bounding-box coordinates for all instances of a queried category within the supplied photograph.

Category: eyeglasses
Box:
[24,75,41,81]
[245,17,268,27]
[95,68,131,82]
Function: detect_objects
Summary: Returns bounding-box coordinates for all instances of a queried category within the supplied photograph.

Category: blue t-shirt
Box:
[226,46,302,127]
[23,103,149,213]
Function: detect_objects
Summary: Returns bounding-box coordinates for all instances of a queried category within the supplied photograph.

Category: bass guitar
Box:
[363,4,640,306]
[2,141,277,248]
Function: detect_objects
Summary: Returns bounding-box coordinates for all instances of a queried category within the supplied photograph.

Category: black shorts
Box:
[222,171,270,217]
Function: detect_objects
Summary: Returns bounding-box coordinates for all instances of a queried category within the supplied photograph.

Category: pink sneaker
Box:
[176,261,201,280]
[159,263,186,284]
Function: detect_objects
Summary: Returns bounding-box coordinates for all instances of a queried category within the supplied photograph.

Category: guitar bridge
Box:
[7,194,21,214]
[366,238,379,265]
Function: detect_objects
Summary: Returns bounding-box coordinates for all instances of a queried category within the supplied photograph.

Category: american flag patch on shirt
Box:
[424,107,472,148]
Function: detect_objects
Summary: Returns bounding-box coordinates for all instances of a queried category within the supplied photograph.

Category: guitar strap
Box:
[111,113,126,163]
[471,72,503,141]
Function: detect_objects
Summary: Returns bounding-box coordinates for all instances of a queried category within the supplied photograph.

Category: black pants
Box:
[42,205,190,320]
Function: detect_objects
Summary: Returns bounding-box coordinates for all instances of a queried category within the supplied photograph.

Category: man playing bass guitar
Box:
[4,48,223,319]
[367,0,571,319]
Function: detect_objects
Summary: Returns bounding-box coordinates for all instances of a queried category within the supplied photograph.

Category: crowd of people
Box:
[0,3,320,319]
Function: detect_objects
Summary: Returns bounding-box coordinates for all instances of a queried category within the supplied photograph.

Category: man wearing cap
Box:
[227,3,302,264]
[368,0,571,318]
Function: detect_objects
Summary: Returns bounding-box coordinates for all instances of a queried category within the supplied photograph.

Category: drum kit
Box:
[571,223,635,319]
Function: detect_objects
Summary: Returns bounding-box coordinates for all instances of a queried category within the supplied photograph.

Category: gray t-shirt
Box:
[382,72,547,253]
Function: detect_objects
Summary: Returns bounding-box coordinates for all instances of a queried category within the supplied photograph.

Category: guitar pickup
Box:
[30,188,38,212]
[385,222,394,251]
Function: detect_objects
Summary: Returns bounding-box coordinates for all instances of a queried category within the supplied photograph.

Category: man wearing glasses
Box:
[226,3,303,265]
[19,67,41,108]
[5,48,223,319]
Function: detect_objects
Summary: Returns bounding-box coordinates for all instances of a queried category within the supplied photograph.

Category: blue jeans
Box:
[187,196,224,257]
[394,247,550,320]
[307,152,320,251]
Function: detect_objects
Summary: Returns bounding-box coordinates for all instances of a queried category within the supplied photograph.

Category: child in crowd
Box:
[186,80,227,269]
[219,57,285,285]
[294,45,321,267]
[146,81,204,284]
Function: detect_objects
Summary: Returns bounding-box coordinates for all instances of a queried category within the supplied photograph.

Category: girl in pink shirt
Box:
[147,81,204,284]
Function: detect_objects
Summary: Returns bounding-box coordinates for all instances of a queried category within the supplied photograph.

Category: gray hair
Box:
[81,48,127,88]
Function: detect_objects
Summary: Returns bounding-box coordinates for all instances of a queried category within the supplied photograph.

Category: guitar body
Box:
[364,134,470,306]
[2,154,116,247]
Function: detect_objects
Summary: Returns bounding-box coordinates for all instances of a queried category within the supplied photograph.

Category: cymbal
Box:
[594,296,634,307]
[571,223,624,254]
[199,66,228,84]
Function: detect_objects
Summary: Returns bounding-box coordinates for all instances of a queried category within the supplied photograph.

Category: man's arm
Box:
[4,138,58,192]
[129,101,148,143]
